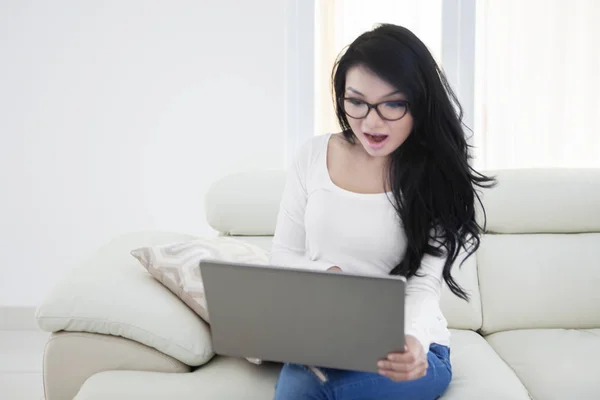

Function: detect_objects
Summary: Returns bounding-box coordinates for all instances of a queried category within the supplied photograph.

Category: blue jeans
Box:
[274,344,451,400]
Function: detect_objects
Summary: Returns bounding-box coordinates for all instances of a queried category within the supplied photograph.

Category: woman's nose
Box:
[362,106,385,129]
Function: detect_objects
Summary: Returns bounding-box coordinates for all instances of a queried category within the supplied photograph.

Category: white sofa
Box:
[36,168,600,400]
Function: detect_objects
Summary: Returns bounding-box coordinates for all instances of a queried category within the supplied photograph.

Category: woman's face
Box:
[343,65,414,159]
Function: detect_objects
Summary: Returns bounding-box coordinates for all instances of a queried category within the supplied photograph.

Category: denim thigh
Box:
[274,344,452,400]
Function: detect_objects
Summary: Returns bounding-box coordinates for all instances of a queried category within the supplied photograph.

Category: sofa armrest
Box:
[43,332,190,400]
[35,231,215,367]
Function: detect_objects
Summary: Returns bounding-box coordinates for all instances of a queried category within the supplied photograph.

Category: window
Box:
[474,0,600,169]
[313,0,600,169]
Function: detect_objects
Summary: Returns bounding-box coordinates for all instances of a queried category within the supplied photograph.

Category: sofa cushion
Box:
[486,329,600,400]
[205,170,286,236]
[439,253,482,331]
[131,236,271,365]
[36,231,215,367]
[44,332,190,400]
[441,330,530,400]
[479,168,600,234]
[230,235,274,252]
[478,233,600,334]
[72,330,529,400]
[74,356,282,400]
[131,236,269,323]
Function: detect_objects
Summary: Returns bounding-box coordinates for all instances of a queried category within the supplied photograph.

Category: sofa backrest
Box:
[205,170,285,237]
[205,168,600,333]
[475,169,600,334]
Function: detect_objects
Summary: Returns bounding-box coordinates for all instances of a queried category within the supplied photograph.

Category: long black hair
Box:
[332,23,496,301]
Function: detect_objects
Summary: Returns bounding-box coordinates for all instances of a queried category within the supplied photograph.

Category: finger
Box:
[378,357,428,374]
[378,357,428,376]
[386,351,417,364]
[380,345,427,365]
[377,360,411,373]
[379,365,428,382]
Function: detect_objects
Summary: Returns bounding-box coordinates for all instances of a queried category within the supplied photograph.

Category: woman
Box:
[270,23,495,400]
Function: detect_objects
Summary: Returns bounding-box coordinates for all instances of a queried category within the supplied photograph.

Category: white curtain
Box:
[473,0,600,170]
[314,0,442,136]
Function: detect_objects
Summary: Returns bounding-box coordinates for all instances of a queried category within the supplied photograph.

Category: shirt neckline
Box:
[322,133,394,199]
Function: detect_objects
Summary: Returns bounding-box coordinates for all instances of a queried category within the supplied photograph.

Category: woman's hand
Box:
[377,335,428,382]
[327,266,342,272]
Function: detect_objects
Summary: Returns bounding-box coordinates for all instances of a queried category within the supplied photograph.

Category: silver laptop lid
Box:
[200,259,406,372]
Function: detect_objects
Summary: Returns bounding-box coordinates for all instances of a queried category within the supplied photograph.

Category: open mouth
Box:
[365,133,388,142]
[364,133,389,147]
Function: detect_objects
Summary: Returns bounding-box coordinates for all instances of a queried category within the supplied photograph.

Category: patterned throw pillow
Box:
[131,236,269,365]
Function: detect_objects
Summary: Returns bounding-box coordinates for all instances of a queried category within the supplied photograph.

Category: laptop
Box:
[199,259,406,373]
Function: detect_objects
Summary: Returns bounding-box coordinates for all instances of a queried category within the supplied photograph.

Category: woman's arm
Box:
[269,140,335,271]
[378,248,445,381]
[403,249,445,353]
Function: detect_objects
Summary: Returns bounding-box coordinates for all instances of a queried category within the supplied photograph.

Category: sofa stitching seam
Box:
[39,316,213,360]
[49,332,190,369]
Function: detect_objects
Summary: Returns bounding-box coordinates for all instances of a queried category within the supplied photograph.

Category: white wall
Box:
[0,0,289,307]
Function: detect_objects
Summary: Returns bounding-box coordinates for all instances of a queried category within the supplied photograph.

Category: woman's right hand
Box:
[327,266,342,272]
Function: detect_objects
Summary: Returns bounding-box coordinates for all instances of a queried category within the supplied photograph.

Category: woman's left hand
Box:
[377,335,428,382]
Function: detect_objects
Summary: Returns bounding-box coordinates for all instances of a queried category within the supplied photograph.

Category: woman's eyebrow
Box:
[346,86,404,98]
[346,87,365,96]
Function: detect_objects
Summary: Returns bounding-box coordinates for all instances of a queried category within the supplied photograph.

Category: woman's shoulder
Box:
[305,132,334,151]
[298,132,349,156]
[294,133,335,167]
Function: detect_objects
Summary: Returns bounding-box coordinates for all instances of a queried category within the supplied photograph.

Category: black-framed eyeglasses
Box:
[342,98,410,121]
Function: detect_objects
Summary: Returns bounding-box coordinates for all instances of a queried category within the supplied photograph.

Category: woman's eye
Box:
[384,101,406,109]
[347,98,364,106]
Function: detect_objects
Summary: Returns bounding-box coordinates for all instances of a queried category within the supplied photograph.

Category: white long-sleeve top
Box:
[270,133,450,353]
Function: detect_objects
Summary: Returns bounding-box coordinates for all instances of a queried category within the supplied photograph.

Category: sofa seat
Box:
[486,329,600,400]
[74,356,282,400]
[441,330,529,400]
[72,330,530,400]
